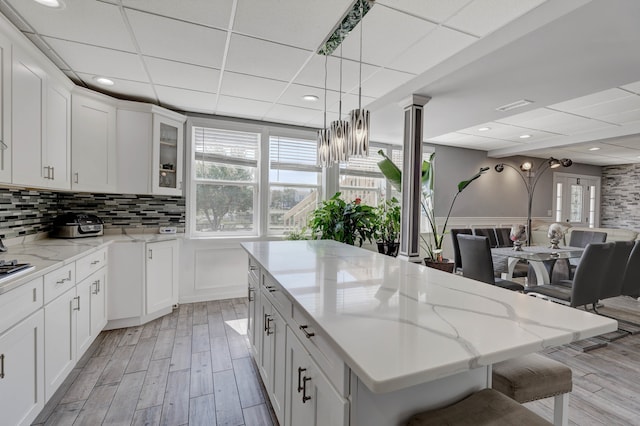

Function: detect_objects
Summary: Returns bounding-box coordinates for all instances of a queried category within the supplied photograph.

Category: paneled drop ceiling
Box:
[2,0,640,165]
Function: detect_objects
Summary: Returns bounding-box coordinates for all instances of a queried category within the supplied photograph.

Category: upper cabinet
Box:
[71,88,117,193]
[117,101,185,196]
[11,44,71,190]
[0,32,11,184]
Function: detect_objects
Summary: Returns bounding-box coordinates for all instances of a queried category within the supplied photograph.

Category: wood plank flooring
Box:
[33,298,277,426]
[35,296,640,425]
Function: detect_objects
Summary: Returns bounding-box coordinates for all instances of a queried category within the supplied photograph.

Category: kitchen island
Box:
[242,240,617,426]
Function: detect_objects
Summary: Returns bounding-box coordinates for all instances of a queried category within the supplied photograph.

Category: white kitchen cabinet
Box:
[0,310,45,426]
[89,268,108,338]
[0,31,11,184]
[247,260,259,356]
[116,102,185,196]
[285,327,348,426]
[75,276,93,359]
[146,239,179,315]
[44,286,77,399]
[71,87,117,192]
[11,45,71,190]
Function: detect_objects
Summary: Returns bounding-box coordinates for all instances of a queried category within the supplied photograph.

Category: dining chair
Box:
[599,241,634,300]
[525,242,614,311]
[559,230,608,281]
[472,228,499,248]
[457,234,524,292]
[621,241,640,298]
[451,228,472,274]
[494,228,512,248]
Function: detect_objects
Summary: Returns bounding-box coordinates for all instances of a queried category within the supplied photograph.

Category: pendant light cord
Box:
[358,0,363,110]
[339,44,343,119]
[323,55,327,129]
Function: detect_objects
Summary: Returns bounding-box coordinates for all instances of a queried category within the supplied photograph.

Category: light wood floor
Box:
[33,298,277,426]
[35,297,640,426]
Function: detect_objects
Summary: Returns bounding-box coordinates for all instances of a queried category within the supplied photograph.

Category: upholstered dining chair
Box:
[557,230,608,282]
[525,242,614,311]
[451,228,472,274]
[621,241,640,298]
[494,227,512,248]
[599,241,634,300]
[472,228,499,248]
[457,234,524,292]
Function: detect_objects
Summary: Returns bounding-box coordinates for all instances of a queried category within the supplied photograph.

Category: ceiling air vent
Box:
[496,99,534,112]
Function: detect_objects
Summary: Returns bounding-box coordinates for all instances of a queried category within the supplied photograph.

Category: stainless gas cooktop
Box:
[0,260,35,283]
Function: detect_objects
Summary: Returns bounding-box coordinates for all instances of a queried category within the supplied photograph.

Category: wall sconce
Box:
[494,157,572,244]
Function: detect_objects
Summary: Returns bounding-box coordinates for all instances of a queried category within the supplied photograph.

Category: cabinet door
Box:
[12,46,45,187]
[0,31,11,183]
[0,310,45,426]
[146,240,178,315]
[258,293,273,386]
[285,328,347,426]
[44,81,71,190]
[44,288,76,400]
[271,307,287,425]
[247,272,258,355]
[90,268,108,337]
[76,277,92,359]
[71,91,116,192]
[152,115,184,196]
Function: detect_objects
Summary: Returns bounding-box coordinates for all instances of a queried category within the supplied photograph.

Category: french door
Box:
[553,173,600,227]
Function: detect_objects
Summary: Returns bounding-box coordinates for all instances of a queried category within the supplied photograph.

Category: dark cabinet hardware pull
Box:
[302,377,312,403]
[300,325,315,338]
[297,367,307,393]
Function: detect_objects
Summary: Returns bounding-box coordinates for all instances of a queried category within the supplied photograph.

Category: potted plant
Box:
[308,192,377,246]
[374,197,401,256]
[377,150,488,269]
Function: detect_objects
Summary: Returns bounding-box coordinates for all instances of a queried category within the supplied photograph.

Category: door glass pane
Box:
[555,182,563,222]
[570,184,583,222]
[589,185,596,227]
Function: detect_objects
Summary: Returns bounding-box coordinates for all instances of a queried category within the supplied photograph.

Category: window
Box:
[339,146,388,206]
[192,126,259,236]
[269,135,321,234]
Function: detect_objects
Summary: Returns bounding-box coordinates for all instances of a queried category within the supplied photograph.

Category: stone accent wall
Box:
[0,188,186,239]
[601,164,640,230]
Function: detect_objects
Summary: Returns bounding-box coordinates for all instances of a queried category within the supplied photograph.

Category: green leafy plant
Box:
[375,197,401,244]
[285,227,310,240]
[308,192,377,246]
[377,149,488,260]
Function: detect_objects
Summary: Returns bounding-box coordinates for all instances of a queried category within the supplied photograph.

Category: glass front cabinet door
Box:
[152,114,184,196]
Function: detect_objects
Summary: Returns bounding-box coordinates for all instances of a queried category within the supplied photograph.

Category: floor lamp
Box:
[494,157,572,245]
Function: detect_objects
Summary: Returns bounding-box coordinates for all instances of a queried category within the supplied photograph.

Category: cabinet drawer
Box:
[263,274,292,320]
[44,264,75,304]
[76,248,108,282]
[292,304,349,396]
[0,277,43,335]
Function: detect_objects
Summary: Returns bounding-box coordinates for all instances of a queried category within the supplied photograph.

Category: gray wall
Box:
[431,145,601,218]
[601,164,640,230]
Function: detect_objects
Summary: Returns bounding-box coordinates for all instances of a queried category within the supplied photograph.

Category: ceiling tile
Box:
[145,57,219,93]
[445,0,547,37]
[264,104,320,126]
[599,108,640,125]
[498,108,614,135]
[279,84,334,111]
[44,37,148,82]
[5,0,135,51]
[376,0,474,23]
[126,9,227,68]
[360,68,414,98]
[216,95,273,120]
[234,0,352,50]
[621,80,640,95]
[76,72,156,103]
[121,0,234,29]
[220,72,288,102]
[562,95,640,120]
[458,121,556,142]
[154,86,217,114]
[550,88,630,112]
[601,135,640,149]
[337,6,437,67]
[388,26,477,74]
[225,34,312,81]
[428,132,518,150]
[294,55,379,95]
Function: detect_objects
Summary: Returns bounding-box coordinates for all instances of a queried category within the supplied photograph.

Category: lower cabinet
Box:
[258,293,286,425]
[146,240,178,315]
[0,310,45,426]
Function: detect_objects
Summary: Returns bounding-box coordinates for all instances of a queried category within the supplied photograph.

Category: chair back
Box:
[600,241,634,300]
[621,241,640,298]
[473,228,498,248]
[457,234,496,285]
[451,229,473,270]
[495,228,513,248]
[569,230,607,248]
[570,242,614,307]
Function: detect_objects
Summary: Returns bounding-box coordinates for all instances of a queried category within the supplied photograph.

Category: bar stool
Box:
[492,353,572,426]
[406,388,552,425]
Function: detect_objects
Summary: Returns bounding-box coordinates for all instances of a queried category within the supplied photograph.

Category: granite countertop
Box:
[241,240,617,394]
[0,232,182,294]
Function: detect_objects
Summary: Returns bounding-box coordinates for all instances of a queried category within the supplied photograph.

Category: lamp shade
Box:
[348,108,369,157]
[317,128,331,167]
[330,119,350,163]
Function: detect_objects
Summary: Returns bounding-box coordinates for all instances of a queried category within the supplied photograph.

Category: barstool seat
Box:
[406,388,552,425]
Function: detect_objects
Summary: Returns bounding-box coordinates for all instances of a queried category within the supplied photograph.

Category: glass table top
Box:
[491,245,584,262]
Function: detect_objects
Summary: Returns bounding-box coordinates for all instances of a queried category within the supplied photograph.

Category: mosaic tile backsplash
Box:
[601,164,640,230]
[0,188,185,239]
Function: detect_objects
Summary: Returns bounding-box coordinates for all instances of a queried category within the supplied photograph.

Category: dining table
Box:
[492,245,584,285]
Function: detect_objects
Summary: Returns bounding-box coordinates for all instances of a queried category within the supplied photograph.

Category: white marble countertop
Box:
[241,240,617,393]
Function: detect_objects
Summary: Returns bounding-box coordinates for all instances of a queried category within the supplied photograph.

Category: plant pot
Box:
[424,258,455,273]
[377,241,399,257]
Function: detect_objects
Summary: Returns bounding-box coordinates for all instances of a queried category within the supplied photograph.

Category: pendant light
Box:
[330,45,350,163]
[317,55,332,167]
[348,0,370,157]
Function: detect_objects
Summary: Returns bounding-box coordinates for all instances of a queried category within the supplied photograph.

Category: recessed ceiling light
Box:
[519,134,532,139]
[93,76,114,86]
[33,0,64,8]
[588,147,600,151]
[302,95,319,102]
[496,99,534,112]
[478,127,491,132]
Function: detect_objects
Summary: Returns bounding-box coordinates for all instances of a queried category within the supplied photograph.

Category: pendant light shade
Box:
[330,119,349,163]
[317,127,332,167]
